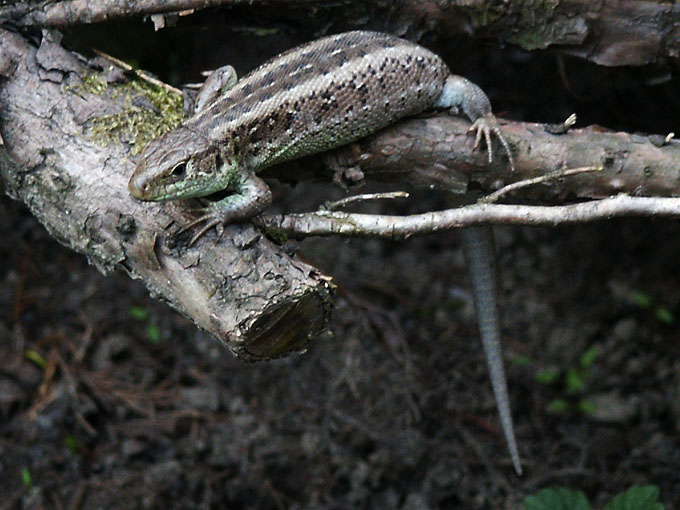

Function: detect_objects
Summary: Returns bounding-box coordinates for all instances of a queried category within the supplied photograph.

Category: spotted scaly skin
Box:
[129,31,511,232]
[129,30,520,474]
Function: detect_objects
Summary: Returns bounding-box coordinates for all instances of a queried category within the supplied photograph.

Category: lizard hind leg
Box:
[194,65,239,114]
[469,115,515,172]
[435,75,515,171]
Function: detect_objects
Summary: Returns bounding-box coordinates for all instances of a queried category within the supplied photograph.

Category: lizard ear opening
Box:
[215,153,225,172]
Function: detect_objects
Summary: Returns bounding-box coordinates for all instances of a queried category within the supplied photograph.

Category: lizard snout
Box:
[128,169,152,200]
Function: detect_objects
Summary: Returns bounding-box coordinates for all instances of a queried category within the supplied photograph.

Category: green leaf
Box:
[129,306,149,321]
[576,399,597,414]
[566,368,587,394]
[546,398,570,414]
[524,487,591,510]
[21,467,32,490]
[253,27,281,36]
[579,345,599,368]
[24,349,47,370]
[536,368,560,384]
[604,485,664,510]
[654,306,674,325]
[631,292,653,309]
[64,434,80,455]
[511,355,532,367]
[146,323,162,344]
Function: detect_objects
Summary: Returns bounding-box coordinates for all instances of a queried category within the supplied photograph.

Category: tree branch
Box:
[0,29,333,361]
[0,0,255,27]
[317,115,680,201]
[257,195,680,239]
[1,0,678,65]
[1,29,678,361]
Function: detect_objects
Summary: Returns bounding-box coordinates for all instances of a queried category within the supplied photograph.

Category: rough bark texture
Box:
[0,29,334,361]
[1,0,678,65]
[1,29,678,361]
[323,116,680,201]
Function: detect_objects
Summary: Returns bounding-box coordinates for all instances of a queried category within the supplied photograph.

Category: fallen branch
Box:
[321,116,680,201]
[1,29,679,361]
[0,29,333,361]
[2,0,678,65]
[257,195,680,239]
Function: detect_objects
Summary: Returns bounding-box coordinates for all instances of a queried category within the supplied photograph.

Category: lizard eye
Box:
[171,162,187,177]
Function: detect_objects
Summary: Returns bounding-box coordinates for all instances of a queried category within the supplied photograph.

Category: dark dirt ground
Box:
[2,194,680,509]
[2,15,680,510]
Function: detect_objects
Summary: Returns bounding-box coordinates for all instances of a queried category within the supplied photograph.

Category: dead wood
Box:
[1,29,678,362]
[0,29,334,361]
[321,116,680,201]
[1,0,678,65]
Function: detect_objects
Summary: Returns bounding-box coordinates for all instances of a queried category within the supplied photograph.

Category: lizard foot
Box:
[469,114,515,172]
[177,211,227,246]
[176,171,273,245]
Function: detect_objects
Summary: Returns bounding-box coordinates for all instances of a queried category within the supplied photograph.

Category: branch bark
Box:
[0,0,253,26]
[1,0,678,65]
[257,196,680,239]
[319,115,680,201]
[1,30,678,361]
[0,29,334,361]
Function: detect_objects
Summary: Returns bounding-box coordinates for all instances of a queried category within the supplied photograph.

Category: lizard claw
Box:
[468,114,515,172]
[177,212,225,246]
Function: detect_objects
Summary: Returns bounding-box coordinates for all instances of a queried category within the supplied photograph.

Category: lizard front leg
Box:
[180,168,272,245]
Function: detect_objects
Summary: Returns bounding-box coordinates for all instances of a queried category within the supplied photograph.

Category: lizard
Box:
[128,30,521,474]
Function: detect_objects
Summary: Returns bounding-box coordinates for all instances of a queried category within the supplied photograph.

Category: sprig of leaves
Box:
[523,486,664,510]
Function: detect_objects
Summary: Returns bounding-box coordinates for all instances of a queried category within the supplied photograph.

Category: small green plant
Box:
[512,345,599,415]
[129,306,163,344]
[523,485,664,510]
[20,467,32,490]
[64,434,80,456]
[630,291,675,325]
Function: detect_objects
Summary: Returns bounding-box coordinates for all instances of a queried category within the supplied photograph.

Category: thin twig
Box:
[92,48,183,96]
[324,191,410,211]
[481,166,603,204]
[544,113,578,134]
[257,195,680,239]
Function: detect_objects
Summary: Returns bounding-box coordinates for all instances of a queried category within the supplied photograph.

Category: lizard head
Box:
[129,127,237,201]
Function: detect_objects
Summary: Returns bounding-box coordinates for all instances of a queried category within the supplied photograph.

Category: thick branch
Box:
[316,116,680,201]
[0,0,258,26]
[1,0,678,65]
[1,29,678,359]
[0,29,333,361]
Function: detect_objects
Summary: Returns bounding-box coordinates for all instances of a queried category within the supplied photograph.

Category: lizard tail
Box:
[461,226,522,475]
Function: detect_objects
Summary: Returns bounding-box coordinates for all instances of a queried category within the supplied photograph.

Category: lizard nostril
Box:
[128,173,149,199]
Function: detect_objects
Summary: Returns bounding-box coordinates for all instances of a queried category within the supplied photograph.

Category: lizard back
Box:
[189,31,450,170]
